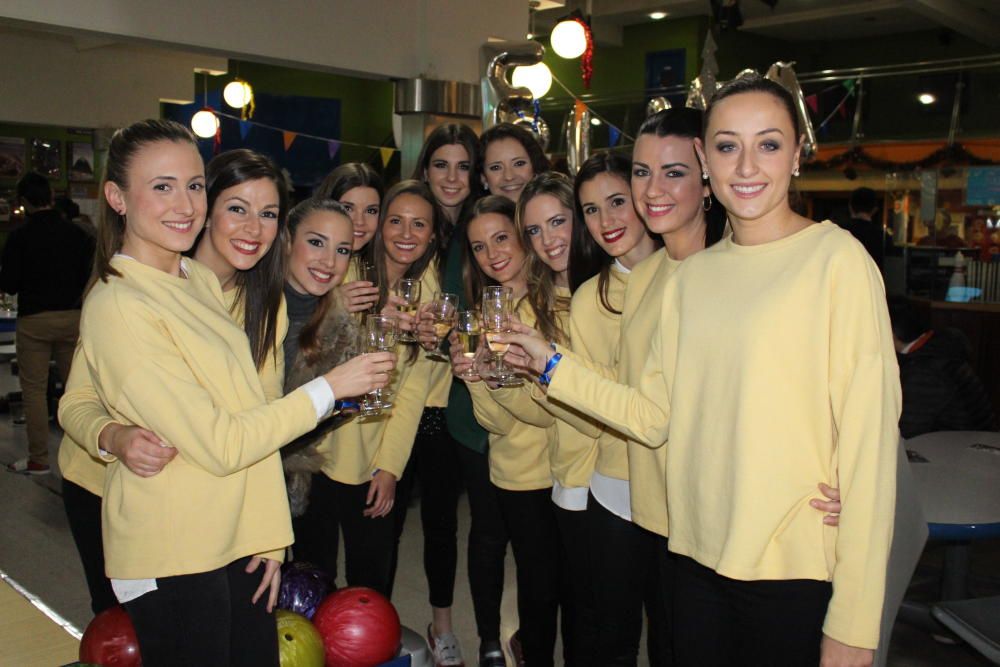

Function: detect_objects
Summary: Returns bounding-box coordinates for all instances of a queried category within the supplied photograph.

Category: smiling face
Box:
[424,143,472,211]
[381,193,435,274]
[108,139,206,268]
[697,91,802,227]
[286,209,354,296]
[201,178,280,281]
[468,212,527,285]
[630,133,707,236]
[338,185,380,251]
[522,193,572,276]
[578,172,649,260]
[482,137,534,201]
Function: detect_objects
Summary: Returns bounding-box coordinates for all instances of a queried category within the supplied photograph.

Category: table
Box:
[907,430,1000,599]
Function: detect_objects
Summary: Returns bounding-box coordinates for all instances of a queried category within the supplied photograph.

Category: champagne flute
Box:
[455,310,483,378]
[394,278,421,343]
[360,260,378,312]
[359,314,399,416]
[481,286,521,387]
[426,292,459,361]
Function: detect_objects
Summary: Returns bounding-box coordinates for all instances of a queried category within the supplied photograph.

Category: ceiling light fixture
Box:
[918,93,936,105]
[551,15,587,59]
[512,62,553,99]
[649,11,668,20]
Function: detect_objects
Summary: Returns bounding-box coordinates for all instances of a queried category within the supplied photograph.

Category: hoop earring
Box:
[703,196,713,212]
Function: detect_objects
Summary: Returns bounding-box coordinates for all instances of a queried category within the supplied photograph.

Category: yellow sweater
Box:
[552,223,900,648]
[58,289,288,497]
[61,256,314,579]
[468,299,559,491]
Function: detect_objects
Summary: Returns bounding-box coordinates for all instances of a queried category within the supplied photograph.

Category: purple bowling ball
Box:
[278,561,335,619]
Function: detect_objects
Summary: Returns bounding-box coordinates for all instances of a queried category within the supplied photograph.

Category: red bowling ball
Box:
[312,587,401,667]
[79,605,141,667]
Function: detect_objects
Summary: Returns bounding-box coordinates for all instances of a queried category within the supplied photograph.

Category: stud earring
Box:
[702,172,709,181]
[793,167,800,177]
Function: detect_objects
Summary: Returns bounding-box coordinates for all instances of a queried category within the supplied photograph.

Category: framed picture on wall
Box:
[69,142,96,182]
[31,138,61,180]
[0,137,25,179]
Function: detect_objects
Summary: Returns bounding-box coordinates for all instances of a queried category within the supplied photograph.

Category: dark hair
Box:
[849,187,879,215]
[569,151,658,315]
[95,119,199,283]
[412,123,480,229]
[287,198,353,366]
[16,172,52,209]
[200,149,290,370]
[461,195,520,308]
[53,196,80,221]
[514,172,572,345]
[479,123,550,190]
[638,108,727,248]
[705,74,801,138]
[315,162,385,271]
[372,180,444,311]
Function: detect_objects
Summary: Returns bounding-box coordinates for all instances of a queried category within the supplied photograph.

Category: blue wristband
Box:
[538,352,562,386]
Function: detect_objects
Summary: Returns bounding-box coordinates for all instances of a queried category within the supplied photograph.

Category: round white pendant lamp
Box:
[512,62,553,99]
[223,80,254,108]
[191,108,219,138]
[551,19,587,59]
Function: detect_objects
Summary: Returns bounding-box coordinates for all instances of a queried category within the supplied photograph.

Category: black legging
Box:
[62,478,117,615]
[389,407,460,606]
[291,472,396,596]
[553,503,597,666]
[456,445,508,644]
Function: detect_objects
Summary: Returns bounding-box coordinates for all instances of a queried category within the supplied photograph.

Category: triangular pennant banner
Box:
[380,147,394,168]
[328,141,341,160]
[608,126,621,147]
[805,94,819,114]
[283,131,297,151]
[239,121,252,140]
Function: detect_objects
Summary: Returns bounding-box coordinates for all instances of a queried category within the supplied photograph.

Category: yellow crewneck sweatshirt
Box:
[61,256,314,579]
[551,222,900,648]
[58,287,288,496]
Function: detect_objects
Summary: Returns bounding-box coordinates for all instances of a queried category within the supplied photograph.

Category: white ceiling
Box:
[535,0,1000,46]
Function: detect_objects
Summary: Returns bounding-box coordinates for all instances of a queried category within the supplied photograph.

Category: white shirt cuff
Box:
[301,377,337,420]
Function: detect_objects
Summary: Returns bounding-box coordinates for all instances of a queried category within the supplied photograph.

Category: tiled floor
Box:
[0,359,996,666]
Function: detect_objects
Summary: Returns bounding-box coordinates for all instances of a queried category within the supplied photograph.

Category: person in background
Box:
[889,298,998,438]
[838,187,893,272]
[479,123,550,203]
[2,171,93,475]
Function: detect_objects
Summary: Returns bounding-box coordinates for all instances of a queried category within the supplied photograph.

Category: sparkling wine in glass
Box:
[426,292,459,361]
[394,278,421,343]
[359,315,398,416]
[481,286,521,387]
[455,310,483,379]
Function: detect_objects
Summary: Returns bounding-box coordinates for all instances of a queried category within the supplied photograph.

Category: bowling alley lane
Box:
[0,574,79,666]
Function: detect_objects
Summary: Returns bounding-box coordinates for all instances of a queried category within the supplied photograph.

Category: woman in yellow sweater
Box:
[60,147,293,617]
[294,180,438,598]
[507,79,897,666]
[449,194,567,666]
[59,119,394,666]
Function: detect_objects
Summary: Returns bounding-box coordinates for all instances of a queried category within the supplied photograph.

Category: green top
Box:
[442,234,489,454]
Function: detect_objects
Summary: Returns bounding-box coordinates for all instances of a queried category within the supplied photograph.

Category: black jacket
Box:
[898,328,998,439]
[0,209,94,316]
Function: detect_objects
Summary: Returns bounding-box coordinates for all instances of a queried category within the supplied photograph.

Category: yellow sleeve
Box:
[259,300,288,403]
[489,383,555,429]
[530,382,602,439]
[373,355,433,480]
[68,289,318,478]
[58,343,118,461]
[257,548,286,563]
[467,380,516,435]
[546,328,672,448]
[822,248,901,649]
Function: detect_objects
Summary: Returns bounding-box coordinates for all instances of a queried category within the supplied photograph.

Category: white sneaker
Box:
[6,457,50,475]
[428,624,465,667]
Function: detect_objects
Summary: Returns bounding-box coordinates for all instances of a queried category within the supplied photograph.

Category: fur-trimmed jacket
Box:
[281,299,360,517]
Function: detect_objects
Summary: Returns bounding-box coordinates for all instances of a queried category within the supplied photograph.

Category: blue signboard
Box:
[966,166,1000,206]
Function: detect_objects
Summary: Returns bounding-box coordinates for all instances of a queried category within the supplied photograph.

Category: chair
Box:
[932,597,1000,664]
[874,439,930,667]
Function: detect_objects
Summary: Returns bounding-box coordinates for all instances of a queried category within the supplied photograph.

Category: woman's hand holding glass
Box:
[493,321,553,377]
[393,278,422,343]
[358,315,400,416]
[450,310,484,381]
[321,347,396,403]
[422,292,458,360]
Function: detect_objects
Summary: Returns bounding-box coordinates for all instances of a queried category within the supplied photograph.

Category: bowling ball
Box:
[312,587,401,667]
[79,605,141,667]
[278,561,335,619]
[276,610,325,667]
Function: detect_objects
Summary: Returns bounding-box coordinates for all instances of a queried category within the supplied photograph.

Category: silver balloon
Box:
[765,62,817,160]
[646,97,672,117]
[685,77,707,110]
[482,41,545,130]
[734,68,759,80]
[511,114,550,152]
[565,106,591,175]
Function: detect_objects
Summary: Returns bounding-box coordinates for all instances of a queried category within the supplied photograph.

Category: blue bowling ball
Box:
[277,561,335,619]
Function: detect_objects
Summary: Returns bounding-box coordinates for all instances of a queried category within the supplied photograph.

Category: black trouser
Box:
[291,472,395,596]
[672,555,832,667]
[61,479,117,616]
[553,503,596,666]
[496,486,560,667]
[456,445,508,643]
[586,493,674,666]
[123,556,278,667]
[390,408,460,607]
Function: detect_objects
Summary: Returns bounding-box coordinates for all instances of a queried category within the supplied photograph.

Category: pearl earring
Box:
[793,167,800,177]
[702,172,709,181]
